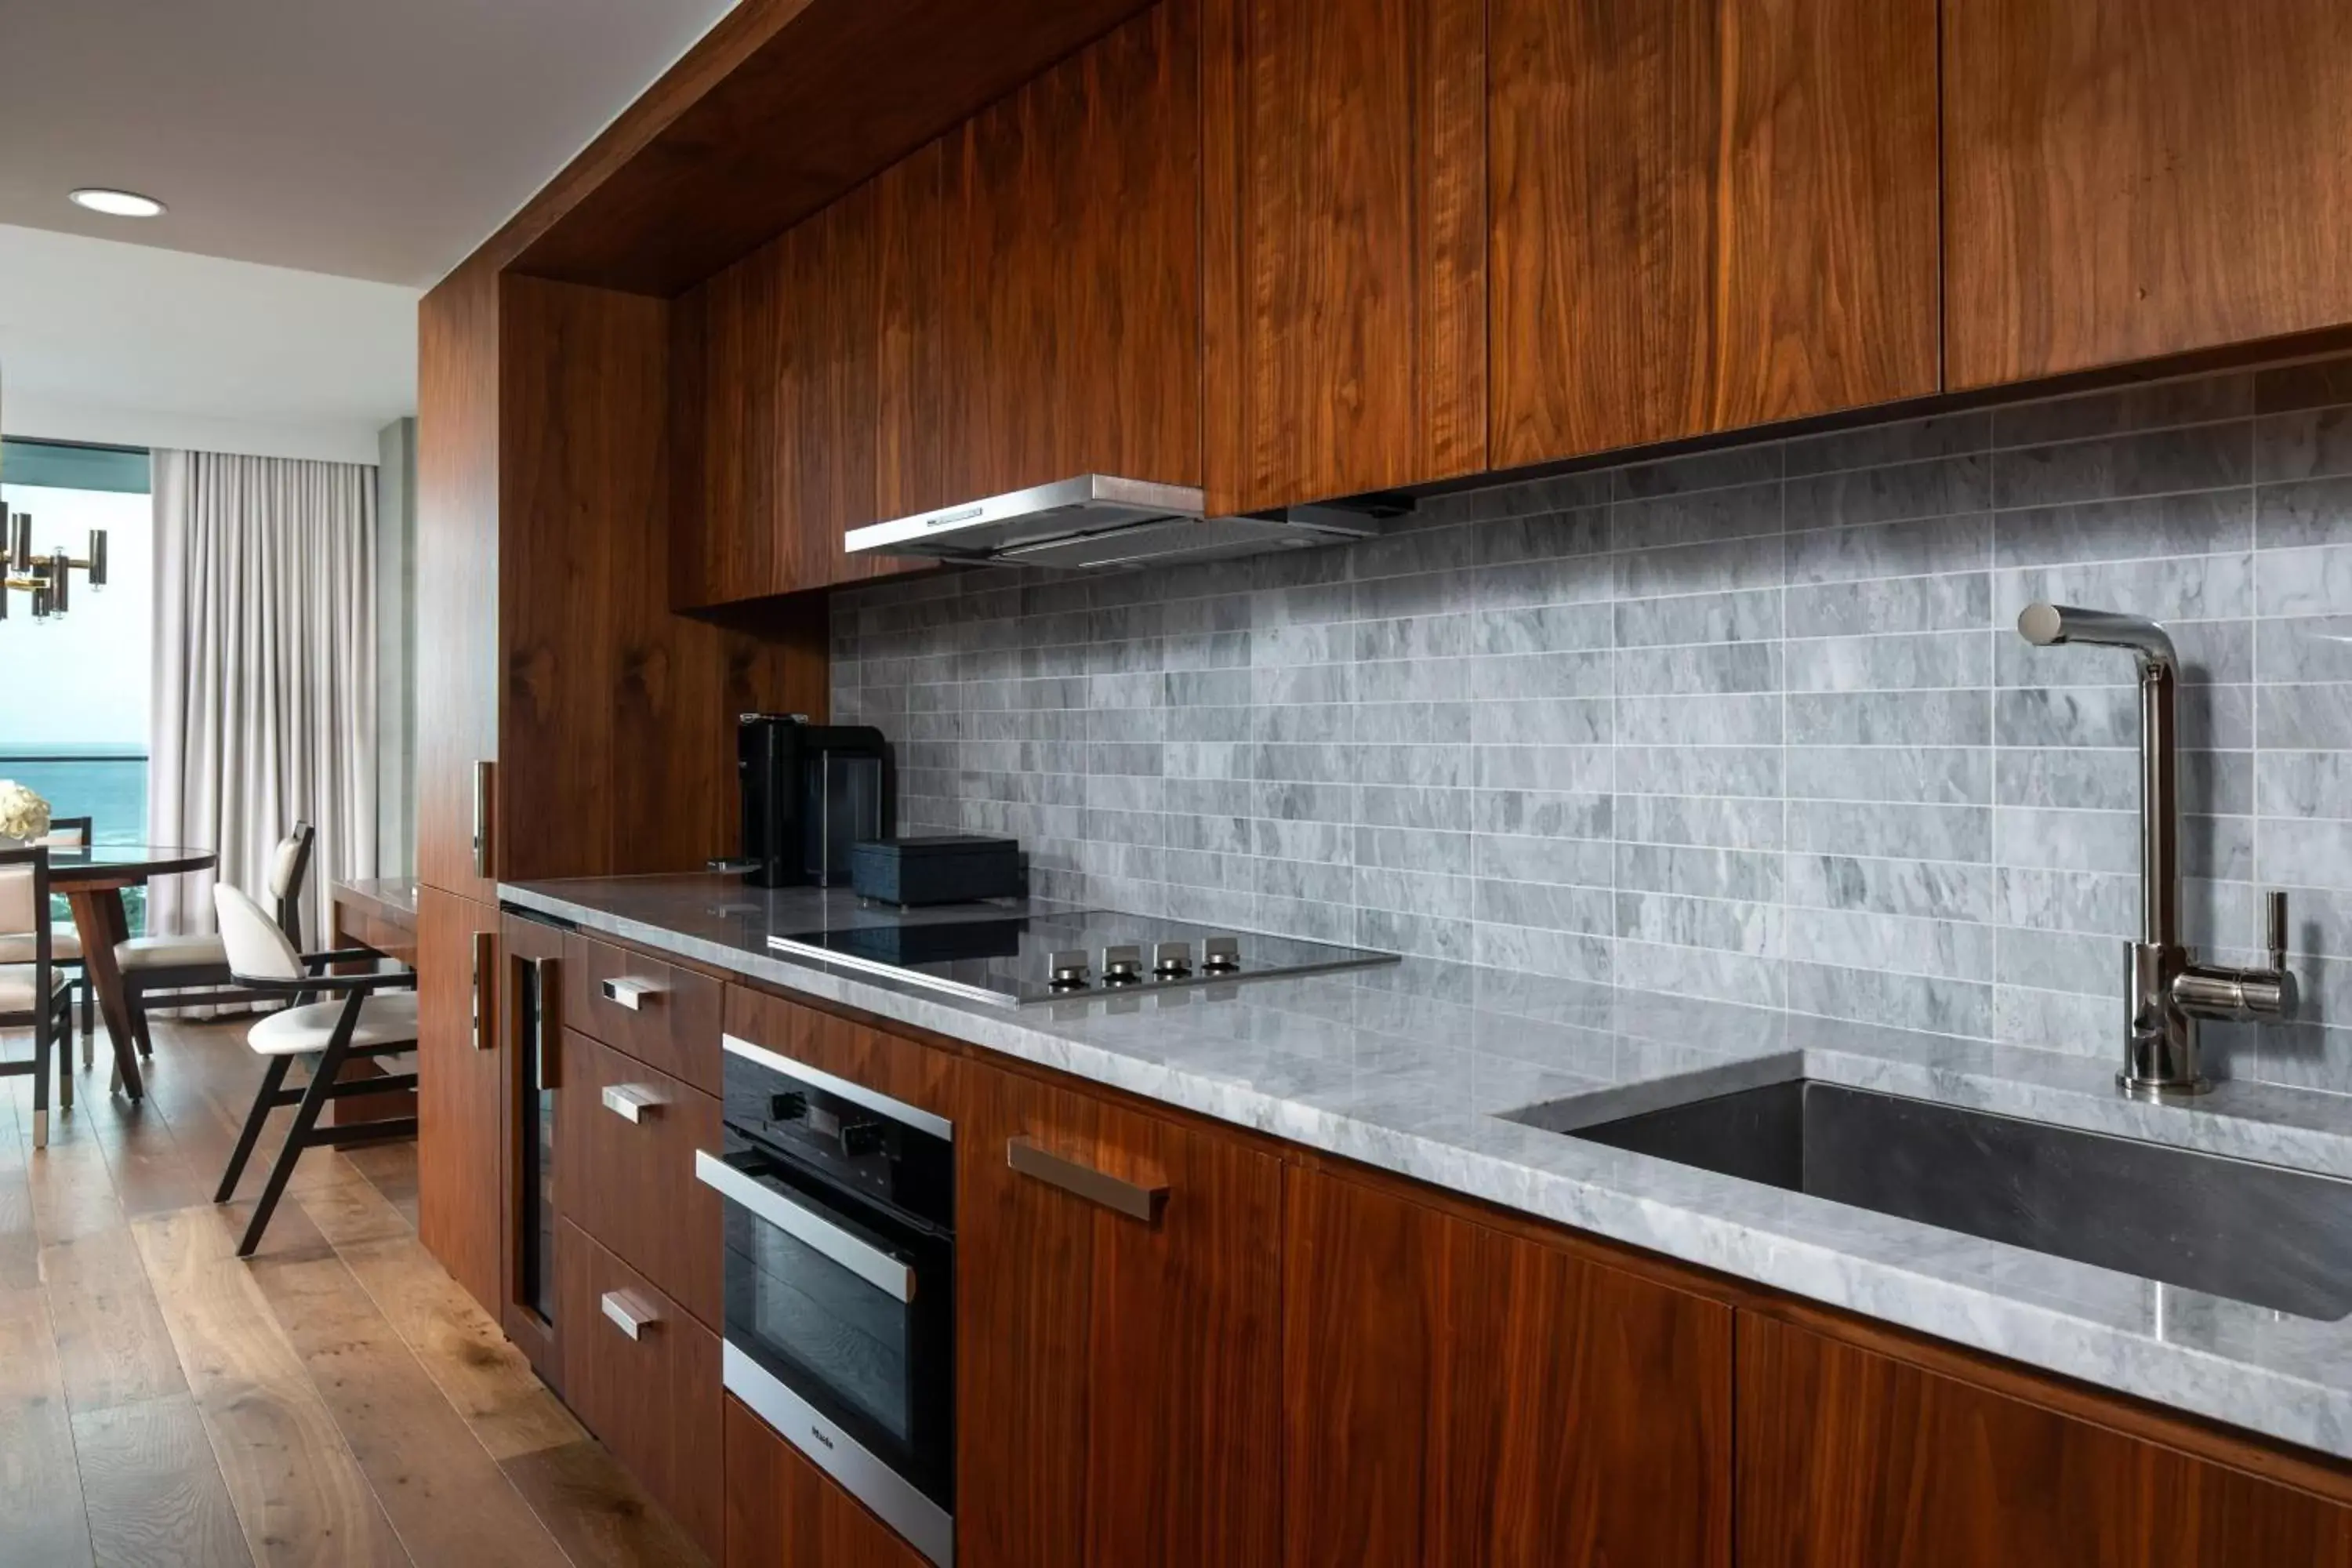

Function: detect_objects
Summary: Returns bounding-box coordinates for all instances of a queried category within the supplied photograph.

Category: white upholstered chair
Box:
[211,881,417,1257]
[0,846,76,1148]
[116,822,314,1058]
[0,815,90,1040]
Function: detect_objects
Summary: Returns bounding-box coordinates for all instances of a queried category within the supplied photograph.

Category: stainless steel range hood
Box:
[842,474,1398,570]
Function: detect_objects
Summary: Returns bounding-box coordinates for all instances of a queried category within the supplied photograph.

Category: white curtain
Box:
[147,450,377,952]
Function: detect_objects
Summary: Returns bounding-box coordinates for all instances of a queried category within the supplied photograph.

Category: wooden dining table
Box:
[49,843,217,1102]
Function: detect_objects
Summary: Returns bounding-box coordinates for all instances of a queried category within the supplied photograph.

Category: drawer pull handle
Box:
[1007,1137,1167,1224]
[601,1083,665,1123]
[601,977,662,1011]
[600,1289,659,1340]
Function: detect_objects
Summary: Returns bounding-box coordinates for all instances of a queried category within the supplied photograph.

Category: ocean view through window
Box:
[0,440,154,930]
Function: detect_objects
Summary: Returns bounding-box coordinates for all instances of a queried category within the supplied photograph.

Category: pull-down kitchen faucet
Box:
[2016,604,2297,1098]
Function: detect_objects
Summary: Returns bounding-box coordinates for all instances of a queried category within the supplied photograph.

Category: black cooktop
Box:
[767,906,1393,1007]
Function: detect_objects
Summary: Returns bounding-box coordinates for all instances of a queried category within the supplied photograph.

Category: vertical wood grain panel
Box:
[1081,1109,1282,1568]
[783,183,881,592]
[1490,0,1937,465]
[499,275,655,883]
[417,887,501,1315]
[416,261,501,900]
[1944,0,2352,387]
[943,0,1202,502]
[499,274,826,878]
[1737,1313,2352,1567]
[1202,0,1486,515]
[1713,0,1940,427]
[874,140,948,529]
[1283,1167,1733,1568]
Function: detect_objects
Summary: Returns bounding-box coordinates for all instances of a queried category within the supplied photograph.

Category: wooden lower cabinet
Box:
[555,1027,724,1327]
[416,886,502,1316]
[725,1396,927,1568]
[956,1060,1284,1568]
[559,1221,725,1559]
[1737,1314,2352,1567]
[1283,1164,1733,1568]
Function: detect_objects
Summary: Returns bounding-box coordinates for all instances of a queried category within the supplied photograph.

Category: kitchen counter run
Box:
[504,872,2352,1461]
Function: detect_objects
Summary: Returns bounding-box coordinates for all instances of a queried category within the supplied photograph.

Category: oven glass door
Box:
[712,1146,954,1512]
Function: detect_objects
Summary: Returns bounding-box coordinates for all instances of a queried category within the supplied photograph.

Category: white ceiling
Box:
[0,0,739,287]
[0,223,419,463]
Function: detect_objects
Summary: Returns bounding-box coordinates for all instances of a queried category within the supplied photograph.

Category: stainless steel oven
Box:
[696,1033,955,1565]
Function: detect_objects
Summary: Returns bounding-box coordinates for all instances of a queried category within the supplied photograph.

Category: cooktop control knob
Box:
[1102,943,1145,983]
[768,1091,808,1123]
[1049,949,1091,989]
[1153,940,1192,978]
[838,1120,887,1158]
[1201,935,1242,974]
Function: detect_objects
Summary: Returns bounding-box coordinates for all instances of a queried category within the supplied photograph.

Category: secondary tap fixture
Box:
[2016,604,2297,1098]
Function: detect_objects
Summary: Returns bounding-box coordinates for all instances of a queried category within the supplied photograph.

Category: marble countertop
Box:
[504,872,2352,1461]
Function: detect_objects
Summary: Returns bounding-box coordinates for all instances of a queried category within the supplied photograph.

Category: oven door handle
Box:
[694,1150,917,1304]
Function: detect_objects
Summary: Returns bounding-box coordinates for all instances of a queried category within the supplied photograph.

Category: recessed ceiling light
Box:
[68,188,166,219]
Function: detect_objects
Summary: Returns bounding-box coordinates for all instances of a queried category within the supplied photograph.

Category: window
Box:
[0,438,153,927]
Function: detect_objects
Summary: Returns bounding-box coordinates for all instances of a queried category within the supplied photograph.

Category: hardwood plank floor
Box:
[0,1017,711,1567]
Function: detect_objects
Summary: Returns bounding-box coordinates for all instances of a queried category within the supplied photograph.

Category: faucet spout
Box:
[2014,603,2294,1099]
[2016,602,2178,677]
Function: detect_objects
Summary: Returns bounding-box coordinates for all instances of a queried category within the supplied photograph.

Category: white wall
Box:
[0,223,417,464]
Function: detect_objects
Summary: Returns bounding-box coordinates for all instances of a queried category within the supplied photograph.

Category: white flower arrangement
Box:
[0,779,53,844]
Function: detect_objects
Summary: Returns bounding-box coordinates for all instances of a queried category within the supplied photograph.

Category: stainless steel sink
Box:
[1514,1080,2352,1320]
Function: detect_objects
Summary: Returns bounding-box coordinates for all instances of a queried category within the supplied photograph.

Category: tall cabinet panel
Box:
[1944,0,2352,387]
[1283,1167,1733,1568]
[416,886,503,1312]
[1488,0,1940,465]
[1200,0,1487,514]
[941,0,1203,503]
[416,262,502,903]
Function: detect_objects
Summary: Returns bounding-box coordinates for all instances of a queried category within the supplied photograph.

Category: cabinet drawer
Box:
[559,1221,724,1559]
[557,1028,722,1327]
[564,930,723,1093]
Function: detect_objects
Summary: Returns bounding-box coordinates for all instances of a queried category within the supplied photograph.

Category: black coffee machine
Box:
[732,713,894,888]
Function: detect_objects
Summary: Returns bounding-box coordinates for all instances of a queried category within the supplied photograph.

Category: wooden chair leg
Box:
[78,973,93,1041]
[215,1054,293,1203]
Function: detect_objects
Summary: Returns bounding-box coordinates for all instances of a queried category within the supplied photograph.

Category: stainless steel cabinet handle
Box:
[600,1289,659,1340]
[601,977,662,1011]
[601,1083,666,1123]
[694,1150,916,1302]
[1007,1136,1168,1224]
[470,930,495,1051]
[472,759,494,878]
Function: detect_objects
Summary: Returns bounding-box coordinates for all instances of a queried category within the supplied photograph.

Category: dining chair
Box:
[116,822,314,1058]
[0,846,77,1149]
[2,815,91,1040]
[210,882,417,1258]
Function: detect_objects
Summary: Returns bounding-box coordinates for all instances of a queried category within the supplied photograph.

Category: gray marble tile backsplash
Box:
[832,351,2352,1093]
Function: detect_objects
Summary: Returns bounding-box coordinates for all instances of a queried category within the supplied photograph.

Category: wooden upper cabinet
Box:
[1490,0,1940,466]
[941,0,1203,503]
[677,148,944,609]
[957,1062,1281,1568]
[1283,1166,1733,1568]
[1738,1314,2352,1566]
[1945,0,2352,388]
[1200,0,1488,514]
